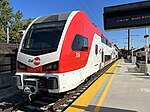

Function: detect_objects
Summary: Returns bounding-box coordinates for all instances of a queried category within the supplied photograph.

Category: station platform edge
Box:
[65,60,120,112]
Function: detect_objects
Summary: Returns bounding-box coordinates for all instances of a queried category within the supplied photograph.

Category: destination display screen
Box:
[103,1,150,30]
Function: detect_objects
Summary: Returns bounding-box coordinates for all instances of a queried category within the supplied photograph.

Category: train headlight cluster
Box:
[42,61,59,71]
[17,61,26,70]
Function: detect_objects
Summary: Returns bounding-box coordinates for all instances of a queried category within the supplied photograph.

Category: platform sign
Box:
[104,1,150,31]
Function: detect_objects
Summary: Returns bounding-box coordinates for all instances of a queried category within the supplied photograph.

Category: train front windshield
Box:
[21,21,66,55]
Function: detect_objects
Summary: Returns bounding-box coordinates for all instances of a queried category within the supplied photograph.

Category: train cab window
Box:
[21,20,66,56]
[72,34,88,52]
[95,45,98,55]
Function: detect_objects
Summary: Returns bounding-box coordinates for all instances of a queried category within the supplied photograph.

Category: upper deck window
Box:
[102,35,111,48]
[102,36,106,44]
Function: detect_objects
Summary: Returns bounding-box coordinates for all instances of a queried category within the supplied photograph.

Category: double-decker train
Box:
[14,11,118,95]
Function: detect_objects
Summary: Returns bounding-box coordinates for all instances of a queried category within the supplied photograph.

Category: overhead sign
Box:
[104,1,150,31]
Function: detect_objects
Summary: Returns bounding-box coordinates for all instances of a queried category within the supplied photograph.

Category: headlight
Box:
[17,61,26,70]
[47,77,58,89]
[42,61,59,71]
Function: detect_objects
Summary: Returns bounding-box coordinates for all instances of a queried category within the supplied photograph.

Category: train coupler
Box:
[24,78,39,101]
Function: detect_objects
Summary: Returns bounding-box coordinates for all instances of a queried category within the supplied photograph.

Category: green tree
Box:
[0,0,13,28]
[0,0,23,43]
[22,18,34,30]
[0,0,12,42]
[0,29,6,42]
[10,10,23,42]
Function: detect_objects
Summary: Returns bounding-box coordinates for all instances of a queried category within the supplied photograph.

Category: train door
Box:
[93,34,101,70]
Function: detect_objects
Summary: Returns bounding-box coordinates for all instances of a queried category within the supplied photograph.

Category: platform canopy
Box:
[103,1,150,31]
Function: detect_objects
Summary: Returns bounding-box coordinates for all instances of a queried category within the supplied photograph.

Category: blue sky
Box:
[10,0,149,49]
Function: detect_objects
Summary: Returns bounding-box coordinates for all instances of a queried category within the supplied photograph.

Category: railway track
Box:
[3,61,115,112]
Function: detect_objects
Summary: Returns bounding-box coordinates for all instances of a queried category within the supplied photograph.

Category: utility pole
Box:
[131,38,133,64]
[131,34,140,64]
[6,27,9,44]
[128,29,130,54]
[144,28,149,76]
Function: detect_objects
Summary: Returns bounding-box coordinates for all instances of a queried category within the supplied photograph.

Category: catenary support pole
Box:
[128,29,130,54]
[144,28,149,75]
[132,38,133,64]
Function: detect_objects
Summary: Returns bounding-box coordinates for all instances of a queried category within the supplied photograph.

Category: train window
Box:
[83,37,88,51]
[72,34,88,52]
[95,45,98,55]
[105,55,111,61]
[102,35,111,47]
[21,20,66,56]
[102,36,104,43]
[108,42,111,47]
[102,36,106,44]
[106,40,108,46]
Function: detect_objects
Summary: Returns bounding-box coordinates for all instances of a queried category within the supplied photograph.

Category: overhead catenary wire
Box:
[78,0,101,29]
[78,0,117,46]
[85,0,102,27]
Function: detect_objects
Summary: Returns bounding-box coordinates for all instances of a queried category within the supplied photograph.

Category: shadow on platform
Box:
[105,72,114,75]
[70,105,137,112]
[137,75,150,80]
[125,69,150,80]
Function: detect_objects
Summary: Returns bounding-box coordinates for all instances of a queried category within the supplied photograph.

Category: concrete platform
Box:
[65,59,150,112]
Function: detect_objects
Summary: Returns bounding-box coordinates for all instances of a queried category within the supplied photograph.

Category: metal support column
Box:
[131,38,134,64]
[128,29,130,53]
[144,28,149,75]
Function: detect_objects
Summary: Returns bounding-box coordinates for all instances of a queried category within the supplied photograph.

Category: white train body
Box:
[14,11,118,94]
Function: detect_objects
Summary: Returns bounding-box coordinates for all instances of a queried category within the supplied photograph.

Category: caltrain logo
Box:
[28,57,41,66]
[33,57,41,66]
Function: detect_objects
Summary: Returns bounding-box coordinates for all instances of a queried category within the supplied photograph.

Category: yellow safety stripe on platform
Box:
[94,60,120,112]
[65,60,120,112]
